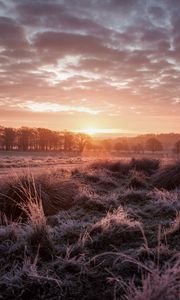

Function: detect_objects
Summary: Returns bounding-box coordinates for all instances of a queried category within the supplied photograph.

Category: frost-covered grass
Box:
[0,158,180,299]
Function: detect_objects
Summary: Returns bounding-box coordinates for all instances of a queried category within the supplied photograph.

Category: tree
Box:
[114,141,129,151]
[64,131,75,152]
[0,126,4,149]
[174,140,180,155]
[101,139,112,152]
[145,138,163,152]
[76,133,91,153]
[36,128,49,151]
[49,131,63,150]
[2,127,16,150]
[132,143,144,153]
[17,127,32,151]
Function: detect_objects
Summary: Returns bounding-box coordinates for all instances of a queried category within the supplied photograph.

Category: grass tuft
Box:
[152,160,180,189]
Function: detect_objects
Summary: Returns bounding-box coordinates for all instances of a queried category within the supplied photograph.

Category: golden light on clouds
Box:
[0,0,180,134]
[21,101,100,115]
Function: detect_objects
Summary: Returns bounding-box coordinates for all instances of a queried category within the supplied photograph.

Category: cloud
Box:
[0,0,180,132]
[18,101,101,114]
[0,16,28,49]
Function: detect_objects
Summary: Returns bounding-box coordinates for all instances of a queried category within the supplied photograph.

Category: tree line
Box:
[0,126,91,153]
[101,137,180,155]
[0,126,180,154]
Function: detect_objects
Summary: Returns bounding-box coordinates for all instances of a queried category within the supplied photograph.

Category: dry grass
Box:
[90,158,160,176]
[0,158,179,299]
[123,259,180,300]
[0,173,79,220]
[152,160,180,189]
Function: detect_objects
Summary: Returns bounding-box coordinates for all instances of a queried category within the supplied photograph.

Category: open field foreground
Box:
[0,151,177,180]
[0,158,180,299]
[0,151,89,174]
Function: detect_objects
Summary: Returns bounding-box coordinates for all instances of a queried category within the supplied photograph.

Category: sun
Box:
[82,128,98,135]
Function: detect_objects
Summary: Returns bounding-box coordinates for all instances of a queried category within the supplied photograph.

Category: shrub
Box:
[0,173,79,220]
[129,158,160,175]
[87,207,142,251]
[118,189,148,206]
[152,161,180,189]
[90,160,130,175]
[90,158,160,176]
[128,171,148,189]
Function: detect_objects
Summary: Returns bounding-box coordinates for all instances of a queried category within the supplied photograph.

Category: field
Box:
[0,151,176,179]
[0,154,180,299]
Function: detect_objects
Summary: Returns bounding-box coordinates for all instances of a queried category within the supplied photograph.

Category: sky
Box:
[0,0,180,135]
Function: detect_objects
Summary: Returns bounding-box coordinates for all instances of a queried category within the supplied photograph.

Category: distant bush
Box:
[152,161,180,189]
[128,172,148,189]
[145,138,163,152]
[90,160,130,175]
[130,158,160,175]
[90,158,159,176]
[173,140,180,155]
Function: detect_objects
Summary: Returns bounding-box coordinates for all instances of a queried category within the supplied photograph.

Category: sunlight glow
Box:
[37,56,101,86]
[74,128,135,135]
[20,101,100,115]
[80,128,99,135]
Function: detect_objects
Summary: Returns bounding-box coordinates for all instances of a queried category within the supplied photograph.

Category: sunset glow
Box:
[74,128,135,136]
[21,101,100,115]
[80,128,99,136]
[0,0,180,134]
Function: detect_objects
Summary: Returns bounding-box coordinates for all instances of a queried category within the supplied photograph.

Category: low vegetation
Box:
[0,158,179,299]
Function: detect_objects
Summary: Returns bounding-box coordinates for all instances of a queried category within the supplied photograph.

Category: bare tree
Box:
[2,127,16,150]
[132,143,144,154]
[114,141,129,151]
[76,133,91,153]
[174,140,180,155]
[101,139,112,152]
[145,138,163,152]
[17,127,32,151]
[64,131,75,152]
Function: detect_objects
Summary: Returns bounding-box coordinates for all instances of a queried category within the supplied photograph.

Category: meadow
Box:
[0,156,179,299]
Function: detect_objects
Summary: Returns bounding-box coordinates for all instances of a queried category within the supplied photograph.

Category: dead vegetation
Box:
[0,158,179,299]
[152,160,180,189]
[0,174,79,220]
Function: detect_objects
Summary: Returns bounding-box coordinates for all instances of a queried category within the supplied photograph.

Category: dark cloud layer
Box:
[0,0,180,132]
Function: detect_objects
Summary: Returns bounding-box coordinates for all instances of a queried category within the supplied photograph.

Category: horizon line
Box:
[1,124,180,138]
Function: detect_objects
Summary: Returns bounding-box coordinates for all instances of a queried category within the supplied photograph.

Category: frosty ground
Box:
[0,158,179,299]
